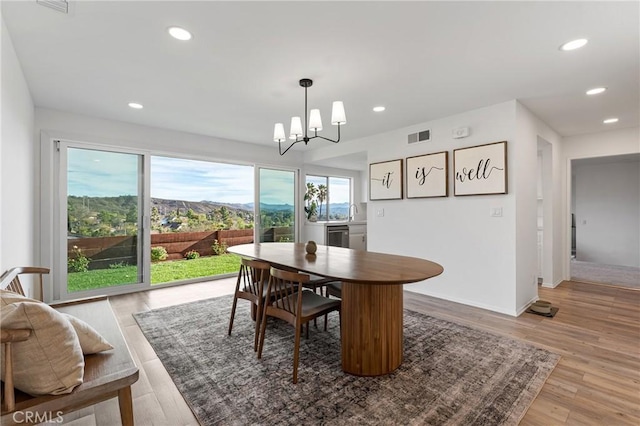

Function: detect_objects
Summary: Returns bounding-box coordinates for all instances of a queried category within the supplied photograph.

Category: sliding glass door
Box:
[257,168,297,243]
[149,156,253,284]
[53,141,299,301]
[62,145,145,296]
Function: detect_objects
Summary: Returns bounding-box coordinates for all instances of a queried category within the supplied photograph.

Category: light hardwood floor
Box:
[57,279,639,425]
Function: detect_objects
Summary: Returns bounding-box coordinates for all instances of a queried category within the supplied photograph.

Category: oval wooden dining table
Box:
[227,242,444,376]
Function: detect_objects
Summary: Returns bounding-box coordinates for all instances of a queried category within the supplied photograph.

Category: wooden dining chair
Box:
[302,274,333,295]
[227,258,271,352]
[326,282,342,299]
[257,267,341,384]
[302,274,339,334]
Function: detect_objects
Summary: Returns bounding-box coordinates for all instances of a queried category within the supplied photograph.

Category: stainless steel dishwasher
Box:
[326,225,349,248]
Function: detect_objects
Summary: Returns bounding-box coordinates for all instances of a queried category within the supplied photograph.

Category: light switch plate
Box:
[376,209,385,217]
[452,127,470,139]
[491,207,503,217]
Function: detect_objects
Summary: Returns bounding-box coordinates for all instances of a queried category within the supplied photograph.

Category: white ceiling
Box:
[3,1,639,161]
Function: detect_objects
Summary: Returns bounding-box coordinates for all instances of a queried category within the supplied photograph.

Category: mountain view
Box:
[68,196,350,238]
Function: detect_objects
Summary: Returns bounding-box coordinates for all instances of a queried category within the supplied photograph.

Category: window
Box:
[305,175,351,221]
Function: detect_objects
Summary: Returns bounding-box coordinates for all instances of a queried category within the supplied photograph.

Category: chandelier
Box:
[273,78,346,156]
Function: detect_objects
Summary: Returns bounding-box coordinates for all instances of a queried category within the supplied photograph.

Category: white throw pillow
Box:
[0,300,84,395]
[0,289,112,353]
[62,313,114,354]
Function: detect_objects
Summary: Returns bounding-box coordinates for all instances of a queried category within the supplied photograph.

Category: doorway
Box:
[569,153,640,289]
[536,138,553,287]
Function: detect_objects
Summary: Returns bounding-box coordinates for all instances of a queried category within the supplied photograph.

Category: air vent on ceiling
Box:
[37,0,69,14]
[407,129,431,144]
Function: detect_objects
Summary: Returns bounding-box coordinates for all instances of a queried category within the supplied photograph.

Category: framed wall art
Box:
[453,141,507,196]
[406,151,448,198]
[369,159,403,200]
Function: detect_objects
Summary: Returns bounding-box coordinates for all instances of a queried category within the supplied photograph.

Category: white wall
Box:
[514,104,563,302]
[337,100,523,315]
[1,17,37,296]
[513,104,541,309]
[561,127,640,277]
[573,160,640,267]
[312,100,564,316]
[36,108,304,167]
[563,127,640,160]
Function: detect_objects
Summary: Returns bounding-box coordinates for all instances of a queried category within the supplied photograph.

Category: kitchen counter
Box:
[305,220,367,226]
[303,221,367,250]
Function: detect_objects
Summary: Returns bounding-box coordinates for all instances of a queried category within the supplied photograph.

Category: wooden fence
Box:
[68,229,255,268]
[151,230,254,260]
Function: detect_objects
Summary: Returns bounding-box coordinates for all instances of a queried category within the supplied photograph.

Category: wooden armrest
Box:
[2,329,31,413]
[1,329,31,344]
[1,266,50,302]
[1,301,139,425]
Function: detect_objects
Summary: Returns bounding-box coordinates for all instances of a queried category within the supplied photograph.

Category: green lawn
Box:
[68,254,241,293]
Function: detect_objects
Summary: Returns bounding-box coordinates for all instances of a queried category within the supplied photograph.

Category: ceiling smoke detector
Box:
[36,0,69,14]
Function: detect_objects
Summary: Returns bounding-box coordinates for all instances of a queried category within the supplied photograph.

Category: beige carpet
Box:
[571,260,640,289]
[135,295,559,425]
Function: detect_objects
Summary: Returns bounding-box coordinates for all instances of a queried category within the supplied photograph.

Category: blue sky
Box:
[306,175,350,204]
[68,148,139,197]
[151,156,254,203]
[67,150,300,205]
[259,168,294,205]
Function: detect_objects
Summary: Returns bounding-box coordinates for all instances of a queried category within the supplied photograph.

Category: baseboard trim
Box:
[542,279,563,289]
[404,289,519,317]
[516,295,539,316]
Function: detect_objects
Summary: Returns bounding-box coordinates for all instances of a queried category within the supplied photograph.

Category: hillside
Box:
[68,195,348,237]
[151,198,253,216]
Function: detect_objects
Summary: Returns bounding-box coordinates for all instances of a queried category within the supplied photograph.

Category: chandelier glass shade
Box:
[273,78,346,155]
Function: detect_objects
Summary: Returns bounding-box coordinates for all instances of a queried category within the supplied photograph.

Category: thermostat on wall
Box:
[452,127,470,139]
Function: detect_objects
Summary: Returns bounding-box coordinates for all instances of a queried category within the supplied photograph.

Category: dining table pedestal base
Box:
[341,282,403,376]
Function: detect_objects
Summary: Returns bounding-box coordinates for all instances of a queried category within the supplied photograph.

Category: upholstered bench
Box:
[1,267,139,425]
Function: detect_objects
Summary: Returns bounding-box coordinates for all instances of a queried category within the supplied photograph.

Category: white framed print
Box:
[406,151,448,198]
[453,141,507,196]
[369,159,403,200]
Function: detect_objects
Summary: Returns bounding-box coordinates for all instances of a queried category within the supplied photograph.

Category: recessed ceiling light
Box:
[373,106,386,112]
[560,38,588,51]
[168,26,192,41]
[603,118,619,124]
[586,87,607,95]
[128,102,143,109]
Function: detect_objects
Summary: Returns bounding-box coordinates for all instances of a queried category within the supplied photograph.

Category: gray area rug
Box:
[571,259,640,289]
[134,295,559,425]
